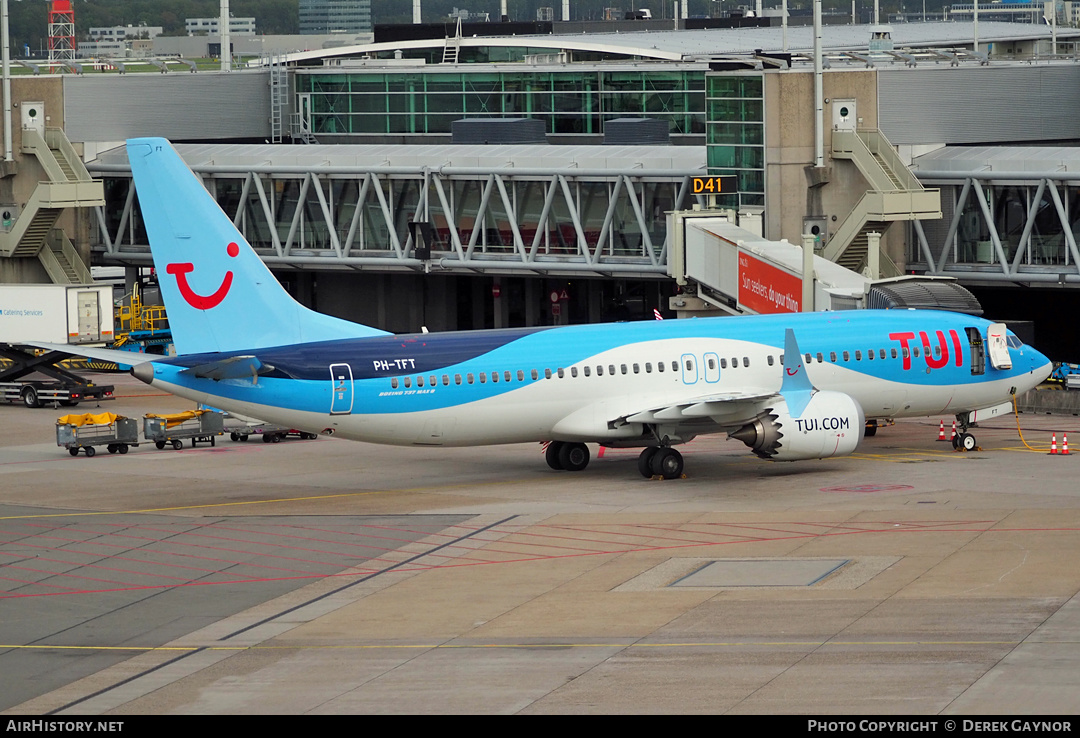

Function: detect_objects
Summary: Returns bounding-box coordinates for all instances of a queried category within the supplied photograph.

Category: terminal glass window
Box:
[297,68,706,140]
[705,73,765,209]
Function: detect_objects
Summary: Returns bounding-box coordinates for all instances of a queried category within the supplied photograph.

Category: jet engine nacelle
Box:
[730,391,864,461]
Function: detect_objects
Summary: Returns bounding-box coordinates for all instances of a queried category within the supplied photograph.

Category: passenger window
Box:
[571,367,578,378]
[557,368,565,378]
[743,357,749,367]
[517,371,524,381]
[610,365,617,375]
[657,362,664,373]
[868,350,874,361]
[830,352,837,362]
[914,347,921,358]
[903,348,910,359]
[467,373,474,384]
[879,350,886,360]
[504,371,512,382]
[442,375,449,386]
[855,351,862,361]
[816,353,823,363]
[934,345,942,357]
[730,358,738,368]
[721,358,728,369]
[490,371,498,383]
[455,374,462,385]
[672,362,678,372]
[430,375,437,386]
[766,356,772,367]
[805,353,812,364]
[479,373,487,383]
[391,378,399,389]
[531,369,539,380]
[584,366,591,377]
[597,365,604,376]
[417,376,425,387]
[621,364,628,374]
[645,363,652,373]
[843,351,850,361]
[633,363,640,374]
[544,368,552,379]
[404,377,412,388]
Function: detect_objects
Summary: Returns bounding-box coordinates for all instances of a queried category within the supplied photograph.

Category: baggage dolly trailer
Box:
[143,410,225,450]
[56,413,139,458]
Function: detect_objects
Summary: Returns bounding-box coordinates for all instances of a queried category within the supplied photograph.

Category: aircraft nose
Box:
[1029,347,1053,382]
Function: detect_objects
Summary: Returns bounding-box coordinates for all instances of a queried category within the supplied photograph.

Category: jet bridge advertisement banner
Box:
[737,250,801,314]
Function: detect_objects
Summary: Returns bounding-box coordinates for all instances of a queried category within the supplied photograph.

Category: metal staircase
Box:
[443,18,463,63]
[825,129,940,278]
[0,127,104,282]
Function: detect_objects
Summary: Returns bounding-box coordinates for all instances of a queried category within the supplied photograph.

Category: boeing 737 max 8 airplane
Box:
[36,139,1053,479]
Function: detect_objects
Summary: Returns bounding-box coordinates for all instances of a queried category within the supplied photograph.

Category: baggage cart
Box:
[227,421,318,443]
[143,410,225,450]
[56,413,139,457]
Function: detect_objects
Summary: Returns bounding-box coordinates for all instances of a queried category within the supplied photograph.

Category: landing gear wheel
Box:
[21,387,39,409]
[545,441,565,470]
[172,440,183,450]
[68,447,79,457]
[650,448,684,480]
[960,432,977,451]
[155,441,166,450]
[84,446,96,458]
[638,447,659,478]
[558,442,590,472]
[864,423,877,437]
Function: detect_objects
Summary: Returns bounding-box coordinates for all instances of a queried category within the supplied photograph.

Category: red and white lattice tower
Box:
[48,1,77,68]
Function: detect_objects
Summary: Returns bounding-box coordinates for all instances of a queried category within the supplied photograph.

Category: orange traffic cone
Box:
[1063,433,1071,456]
[1050,433,1058,455]
[950,421,958,441]
[937,420,947,441]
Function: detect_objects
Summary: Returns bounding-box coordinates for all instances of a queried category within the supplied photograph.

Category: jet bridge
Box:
[667,213,870,316]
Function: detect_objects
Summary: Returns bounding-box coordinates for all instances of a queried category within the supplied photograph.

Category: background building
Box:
[300,0,373,35]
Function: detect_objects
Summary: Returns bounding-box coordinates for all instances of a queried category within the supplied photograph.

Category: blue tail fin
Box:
[126,138,390,355]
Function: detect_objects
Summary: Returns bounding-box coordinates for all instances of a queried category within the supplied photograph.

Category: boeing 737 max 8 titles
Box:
[34,139,1053,479]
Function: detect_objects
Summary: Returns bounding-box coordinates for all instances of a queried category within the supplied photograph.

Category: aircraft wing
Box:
[551,387,779,440]
[619,389,779,427]
[24,342,156,366]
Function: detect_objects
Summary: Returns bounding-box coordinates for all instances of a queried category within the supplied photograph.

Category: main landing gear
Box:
[637,446,684,480]
[543,440,685,479]
[545,441,590,472]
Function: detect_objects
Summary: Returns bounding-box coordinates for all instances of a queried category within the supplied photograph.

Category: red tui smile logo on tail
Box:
[166,242,240,310]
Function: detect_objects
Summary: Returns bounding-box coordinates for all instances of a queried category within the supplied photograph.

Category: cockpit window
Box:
[1006,335,1023,349]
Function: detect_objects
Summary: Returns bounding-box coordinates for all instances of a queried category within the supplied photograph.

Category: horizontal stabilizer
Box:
[180,355,271,381]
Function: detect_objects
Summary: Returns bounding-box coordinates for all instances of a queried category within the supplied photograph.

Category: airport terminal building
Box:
[3,19,1080,354]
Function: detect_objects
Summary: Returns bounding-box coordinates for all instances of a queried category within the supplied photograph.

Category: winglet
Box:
[780,328,815,417]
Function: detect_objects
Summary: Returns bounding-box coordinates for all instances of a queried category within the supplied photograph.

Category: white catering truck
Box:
[0,284,116,407]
